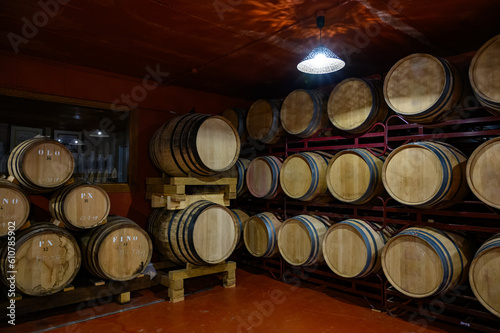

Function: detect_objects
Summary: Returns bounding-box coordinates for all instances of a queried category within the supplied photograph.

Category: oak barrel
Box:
[466,137,500,209]
[148,201,238,265]
[323,219,391,278]
[230,208,250,249]
[50,182,110,230]
[469,234,500,318]
[469,35,500,113]
[328,78,388,133]
[382,226,472,298]
[243,212,282,258]
[149,113,240,177]
[8,138,74,192]
[278,215,330,266]
[280,90,329,138]
[81,216,152,281]
[326,149,385,204]
[0,180,30,237]
[246,99,284,144]
[246,156,282,199]
[382,141,468,209]
[280,152,330,201]
[0,223,81,296]
[383,53,462,123]
[223,158,251,197]
[221,107,248,139]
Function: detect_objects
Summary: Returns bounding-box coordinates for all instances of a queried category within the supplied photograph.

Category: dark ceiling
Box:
[1,0,499,100]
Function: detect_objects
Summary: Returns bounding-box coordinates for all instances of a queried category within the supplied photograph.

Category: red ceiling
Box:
[0,0,499,99]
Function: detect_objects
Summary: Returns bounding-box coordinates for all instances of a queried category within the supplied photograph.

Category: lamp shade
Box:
[297,45,345,74]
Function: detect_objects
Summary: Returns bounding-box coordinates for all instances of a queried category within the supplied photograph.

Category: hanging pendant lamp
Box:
[297,14,345,74]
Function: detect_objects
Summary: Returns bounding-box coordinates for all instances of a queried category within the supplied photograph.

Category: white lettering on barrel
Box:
[37,149,61,156]
[2,198,19,205]
[81,193,94,200]
[112,235,139,242]
[39,240,54,247]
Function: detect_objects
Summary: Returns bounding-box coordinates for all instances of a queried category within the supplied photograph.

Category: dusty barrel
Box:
[221,107,248,139]
[0,180,30,237]
[469,234,500,318]
[50,182,110,230]
[278,215,330,266]
[382,226,472,298]
[328,78,388,133]
[148,201,238,265]
[80,216,152,281]
[223,158,251,197]
[230,208,250,249]
[149,113,240,177]
[243,212,282,258]
[246,156,282,199]
[8,138,74,192]
[280,152,330,201]
[469,35,500,113]
[0,223,80,296]
[383,53,462,123]
[382,141,468,209]
[323,219,391,278]
[466,137,500,209]
[246,99,284,144]
[326,149,385,204]
[280,89,329,138]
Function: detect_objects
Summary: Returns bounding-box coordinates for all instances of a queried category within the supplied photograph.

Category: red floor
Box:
[7,268,468,333]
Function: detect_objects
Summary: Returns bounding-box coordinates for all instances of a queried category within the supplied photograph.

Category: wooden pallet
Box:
[146,176,237,209]
[154,261,236,303]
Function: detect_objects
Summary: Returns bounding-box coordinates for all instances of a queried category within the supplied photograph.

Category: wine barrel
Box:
[326,149,385,204]
[221,107,248,139]
[149,113,240,177]
[383,53,462,123]
[148,201,238,265]
[230,208,250,249]
[278,215,330,266]
[382,141,468,209]
[246,99,284,144]
[8,138,74,192]
[323,219,391,278]
[328,78,388,134]
[280,90,329,138]
[81,216,152,281]
[0,223,80,296]
[246,156,282,199]
[469,234,500,318]
[280,152,330,201]
[466,137,500,209]
[223,158,251,197]
[382,226,472,298]
[243,212,282,258]
[0,180,30,237]
[50,182,110,230]
[469,35,500,113]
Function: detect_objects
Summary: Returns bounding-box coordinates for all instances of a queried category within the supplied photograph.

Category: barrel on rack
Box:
[469,234,500,318]
[326,149,385,204]
[328,78,388,134]
[278,215,330,266]
[323,219,391,278]
[148,201,238,265]
[246,99,284,144]
[383,53,462,124]
[223,158,251,197]
[8,138,74,192]
[280,152,330,201]
[246,156,282,199]
[382,226,472,298]
[243,212,282,258]
[149,113,240,177]
[382,141,468,209]
[469,35,500,113]
[280,89,329,138]
[221,107,248,140]
[230,208,250,249]
[466,137,500,209]
[0,179,30,237]
[0,223,80,296]
[81,216,152,281]
[50,182,110,230]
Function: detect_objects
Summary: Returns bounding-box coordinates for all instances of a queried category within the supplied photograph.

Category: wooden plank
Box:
[117,292,131,304]
[168,261,236,280]
[170,177,237,186]
[162,193,228,210]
